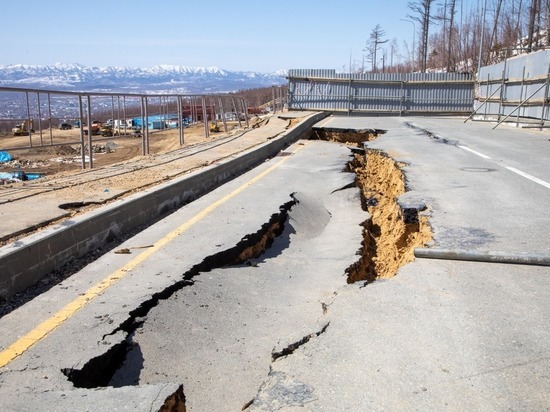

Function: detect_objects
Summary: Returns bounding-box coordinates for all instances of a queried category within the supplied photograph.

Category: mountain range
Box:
[0,63,288,94]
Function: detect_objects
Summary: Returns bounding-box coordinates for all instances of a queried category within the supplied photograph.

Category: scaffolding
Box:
[469,49,550,129]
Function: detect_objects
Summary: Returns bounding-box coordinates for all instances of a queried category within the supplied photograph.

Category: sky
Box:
[1,0,479,73]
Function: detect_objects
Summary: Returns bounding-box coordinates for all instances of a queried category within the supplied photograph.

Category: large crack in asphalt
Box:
[244,320,332,411]
[345,149,432,284]
[311,126,386,144]
[271,322,330,361]
[61,197,297,397]
[404,121,459,146]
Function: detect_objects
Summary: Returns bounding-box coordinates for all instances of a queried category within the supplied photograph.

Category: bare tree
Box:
[433,0,459,71]
[515,0,525,44]
[408,0,438,72]
[499,0,522,53]
[378,0,550,74]
[446,0,457,71]
[454,6,483,73]
[486,0,504,64]
[527,0,541,51]
[366,24,389,72]
[389,38,399,72]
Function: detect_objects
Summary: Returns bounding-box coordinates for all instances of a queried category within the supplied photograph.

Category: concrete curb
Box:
[0,112,329,299]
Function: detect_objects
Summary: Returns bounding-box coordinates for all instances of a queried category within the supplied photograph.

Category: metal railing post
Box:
[484,73,489,119]
[219,96,228,132]
[86,95,93,169]
[177,95,184,146]
[47,93,53,145]
[516,66,527,127]
[243,98,249,128]
[144,96,150,155]
[540,64,550,127]
[202,96,209,138]
[497,60,507,121]
[37,92,44,146]
[231,97,242,128]
[78,95,85,169]
[25,92,32,147]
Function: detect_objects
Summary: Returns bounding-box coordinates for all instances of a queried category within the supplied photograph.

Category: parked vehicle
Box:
[209,121,220,132]
[12,120,34,136]
[58,123,72,130]
[83,121,102,135]
[100,124,124,136]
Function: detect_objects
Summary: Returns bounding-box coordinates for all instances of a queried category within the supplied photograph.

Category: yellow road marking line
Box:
[0,146,303,368]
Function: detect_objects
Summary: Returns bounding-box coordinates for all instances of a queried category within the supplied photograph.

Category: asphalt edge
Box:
[0,111,329,300]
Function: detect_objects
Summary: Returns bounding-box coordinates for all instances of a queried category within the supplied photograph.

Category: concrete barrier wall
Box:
[0,112,328,300]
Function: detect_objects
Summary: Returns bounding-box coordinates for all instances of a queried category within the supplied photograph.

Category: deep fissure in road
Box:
[311,127,431,283]
[311,126,385,144]
[61,198,296,398]
[346,149,432,283]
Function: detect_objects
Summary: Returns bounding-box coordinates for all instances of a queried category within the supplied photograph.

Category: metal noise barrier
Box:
[414,248,550,267]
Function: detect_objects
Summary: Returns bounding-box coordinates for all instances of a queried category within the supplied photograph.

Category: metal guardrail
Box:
[0,87,250,169]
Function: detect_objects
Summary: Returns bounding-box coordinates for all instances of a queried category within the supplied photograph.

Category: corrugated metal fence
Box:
[474,50,550,127]
[287,69,474,115]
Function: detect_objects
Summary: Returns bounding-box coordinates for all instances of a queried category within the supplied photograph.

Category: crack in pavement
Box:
[271,322,330,361]
[61,199,297,389]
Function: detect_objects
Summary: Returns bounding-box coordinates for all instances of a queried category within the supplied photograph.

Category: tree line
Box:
[361,0,549,74]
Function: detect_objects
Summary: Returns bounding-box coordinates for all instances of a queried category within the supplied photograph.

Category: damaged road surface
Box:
[0,140,368,411]
[1,114,548,411]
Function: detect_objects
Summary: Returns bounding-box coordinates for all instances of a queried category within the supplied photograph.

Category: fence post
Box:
[144,96,150,155]
[78,95,85,169]
[36,93,44,146]
[177,96,184,146]
[86,95,93,169]
[219,96,228,132]
[202,96,209,139]
[516,66,526,127]
[540,64,550,126]
[25,92,32,147]
[47,93,53,145]
[497,59,508,122]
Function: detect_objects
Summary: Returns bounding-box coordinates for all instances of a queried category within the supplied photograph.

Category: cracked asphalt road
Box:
[0,139,365,411]
[107,141,365,411]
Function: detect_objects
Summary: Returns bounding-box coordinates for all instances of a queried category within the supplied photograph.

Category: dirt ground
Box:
[0,121,249,178]
[0,114,285,247]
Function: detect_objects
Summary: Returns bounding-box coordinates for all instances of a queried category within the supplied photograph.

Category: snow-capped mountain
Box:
[0,63,288,94]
